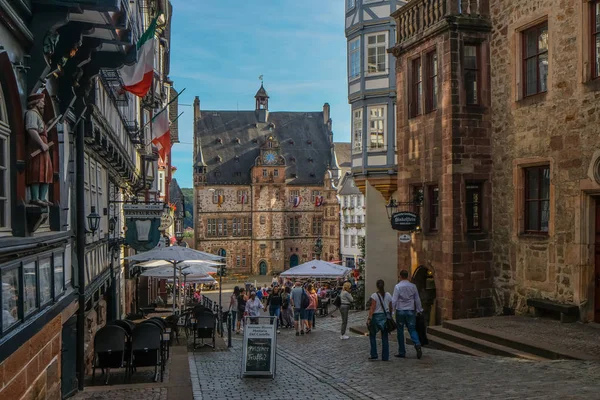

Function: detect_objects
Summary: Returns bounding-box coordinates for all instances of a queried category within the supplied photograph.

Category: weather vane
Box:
[259,74,264,84]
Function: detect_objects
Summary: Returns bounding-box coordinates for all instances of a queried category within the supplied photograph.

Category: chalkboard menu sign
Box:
[241,317,277,378]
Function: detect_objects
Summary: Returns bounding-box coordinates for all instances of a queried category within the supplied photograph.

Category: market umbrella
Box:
[280,260,352,279]
[126,246,224,312]
[139,263,219,277]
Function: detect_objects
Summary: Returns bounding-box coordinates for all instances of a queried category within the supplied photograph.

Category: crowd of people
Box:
[227,270,425,361]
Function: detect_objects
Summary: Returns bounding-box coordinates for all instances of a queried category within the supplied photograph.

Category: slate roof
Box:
[334,142,351,174]
[195,110,335,185]
[338,172,362,196]
[169,178,184,210]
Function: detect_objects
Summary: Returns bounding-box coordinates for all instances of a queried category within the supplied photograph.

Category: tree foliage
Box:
[181,188,194,229]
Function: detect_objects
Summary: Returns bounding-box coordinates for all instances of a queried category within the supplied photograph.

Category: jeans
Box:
[293,308,305,321]
[230,310,237,328]
[369,313,389,360]
[395,310,420,356]
[305,309,315,324]
[269,306,281,329]
[340,305,350,335]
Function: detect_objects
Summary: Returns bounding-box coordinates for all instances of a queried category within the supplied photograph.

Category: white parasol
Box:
[126,245,224,312]
[280,260,352,278]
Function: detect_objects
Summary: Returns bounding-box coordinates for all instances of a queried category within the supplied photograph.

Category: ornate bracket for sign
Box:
[386,193,424,232]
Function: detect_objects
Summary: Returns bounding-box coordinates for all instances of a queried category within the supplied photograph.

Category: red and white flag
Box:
[151,110,171,161]
[120,15,159,97]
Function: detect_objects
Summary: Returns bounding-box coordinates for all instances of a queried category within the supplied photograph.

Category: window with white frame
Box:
[0,85,9,231]
[357,195,362,207]
[352,109,362,153]
[368,106,385,149]
[366,33,387,74]
[351,235,357,247]
[349,38,361,80]
[84,155,107,239]
[344,235,349,247]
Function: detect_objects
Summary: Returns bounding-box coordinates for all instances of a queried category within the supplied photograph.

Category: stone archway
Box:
[412,265,437,326]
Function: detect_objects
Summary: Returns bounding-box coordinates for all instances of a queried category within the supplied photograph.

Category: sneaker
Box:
[300,330,304,335]
[277,330,281,334]
[296,332,300,336]
[416,346,422,359]
[368,356,378,361]
[340,335,345,340]
[341,335,349,340]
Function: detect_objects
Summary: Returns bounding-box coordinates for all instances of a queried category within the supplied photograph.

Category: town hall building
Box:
[193,85,345,275]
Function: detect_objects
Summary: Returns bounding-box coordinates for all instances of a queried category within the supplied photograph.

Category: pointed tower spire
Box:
[255,83,269,123]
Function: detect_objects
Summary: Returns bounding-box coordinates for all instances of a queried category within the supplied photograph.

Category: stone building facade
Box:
[193,86,343,275]
[390,1,494,321]
[490,0,600,322]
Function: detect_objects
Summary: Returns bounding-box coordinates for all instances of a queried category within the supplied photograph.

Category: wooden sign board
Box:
[241,317,277,378]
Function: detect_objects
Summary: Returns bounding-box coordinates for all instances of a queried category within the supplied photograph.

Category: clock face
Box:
[263,151,277,165]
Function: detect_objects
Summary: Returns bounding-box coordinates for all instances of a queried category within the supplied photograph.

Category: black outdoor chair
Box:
[193,308,216,349]
[164,314,181,344]
[131,323,164,382]
[111,320,135,337]
[92,325,129,385]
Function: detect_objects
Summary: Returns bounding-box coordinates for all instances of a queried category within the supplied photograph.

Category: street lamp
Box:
[87,206,101,234]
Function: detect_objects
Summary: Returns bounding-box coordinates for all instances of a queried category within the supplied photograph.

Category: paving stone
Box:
[190,306,600,399]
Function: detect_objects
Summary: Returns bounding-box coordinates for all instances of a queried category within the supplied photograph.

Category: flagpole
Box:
[139,87,186,134]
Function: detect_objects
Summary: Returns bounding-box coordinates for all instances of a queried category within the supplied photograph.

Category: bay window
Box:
[349,38,361,80]
[366,33,387,74]
[368,106,385,150]
[352,109,363,152]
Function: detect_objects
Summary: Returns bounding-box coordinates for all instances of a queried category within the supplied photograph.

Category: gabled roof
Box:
[194,110,333,185]
[333,142,351,174]
[338,172,362,196]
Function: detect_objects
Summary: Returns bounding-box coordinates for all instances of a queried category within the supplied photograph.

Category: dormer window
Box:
[234,137,241,144]
[288,139,295,145]
[291,173,298,178]
[290,157,296,162]
[309,172,316,177]
[216,137,222,144]
[216,155,222,162]
[308,157,313,163]
[234,155,240,162]
[252,138,258,143]
[307,140,312,145]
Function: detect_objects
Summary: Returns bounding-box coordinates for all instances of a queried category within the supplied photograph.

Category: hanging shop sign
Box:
[391,211,420,232]
[123,204,165,252]
[159,212,174,231]
[399,234,411,243]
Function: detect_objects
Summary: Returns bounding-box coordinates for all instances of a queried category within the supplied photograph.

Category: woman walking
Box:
[281,286,294,329]
[245,290,264,324]
[229,286,239,331]
[367,279,393,361]
[267,286,282,333]
[340,281,353,340]
[236,288,247,334]
[304,284,318,334]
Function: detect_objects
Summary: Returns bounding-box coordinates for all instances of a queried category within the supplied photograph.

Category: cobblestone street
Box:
[191,308,600,400]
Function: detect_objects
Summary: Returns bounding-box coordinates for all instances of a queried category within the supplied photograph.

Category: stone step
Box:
[406,335,489,358]
[427,326,548,361]
[442,320,595,361]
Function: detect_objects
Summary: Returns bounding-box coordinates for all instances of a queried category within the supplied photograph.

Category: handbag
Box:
[376,293,397,333]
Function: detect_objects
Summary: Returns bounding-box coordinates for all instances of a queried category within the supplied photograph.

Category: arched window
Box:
[217,248,226,258]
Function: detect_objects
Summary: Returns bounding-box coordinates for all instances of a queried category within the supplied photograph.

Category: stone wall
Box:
[393,19,493,320]
[195,182,340,275]
[0,314,62,400]
[490,0,600,320]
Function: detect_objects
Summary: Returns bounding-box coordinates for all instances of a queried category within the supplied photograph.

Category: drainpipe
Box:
[76,116,86,391]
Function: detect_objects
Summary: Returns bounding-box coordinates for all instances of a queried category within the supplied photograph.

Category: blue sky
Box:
[168,0,349,188]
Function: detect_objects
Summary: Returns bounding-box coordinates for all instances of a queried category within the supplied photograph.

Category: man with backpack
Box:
[290,281,309,336]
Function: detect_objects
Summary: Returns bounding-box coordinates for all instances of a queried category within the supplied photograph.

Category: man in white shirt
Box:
[392,269,423,359]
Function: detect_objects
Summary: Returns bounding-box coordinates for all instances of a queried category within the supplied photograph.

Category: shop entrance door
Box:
[595,199,600,322]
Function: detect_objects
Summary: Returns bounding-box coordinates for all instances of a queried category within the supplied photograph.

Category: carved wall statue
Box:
[25,93,53,207]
